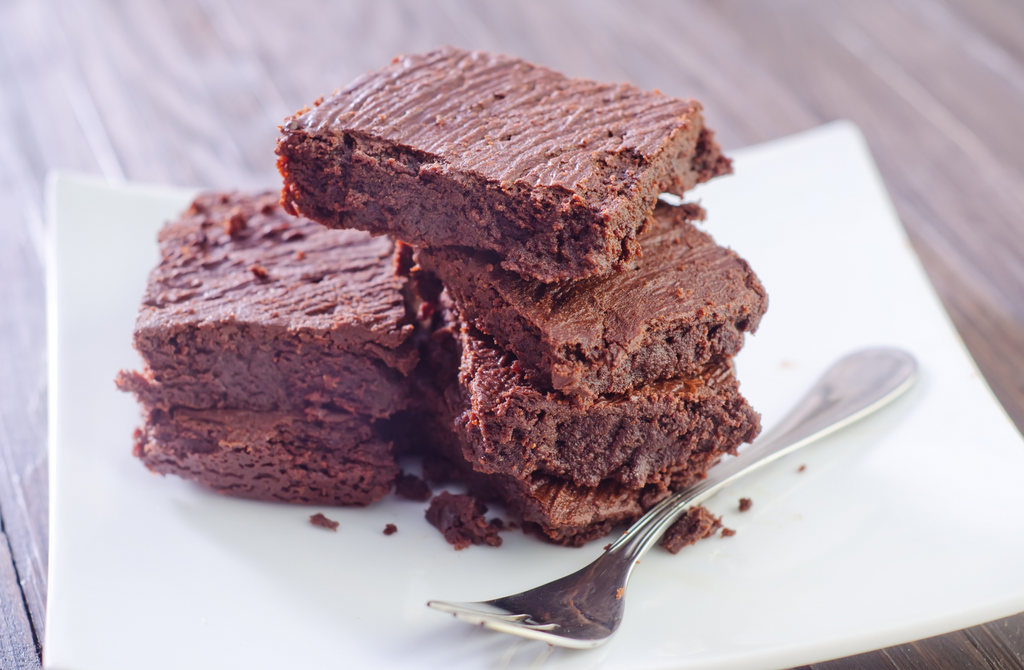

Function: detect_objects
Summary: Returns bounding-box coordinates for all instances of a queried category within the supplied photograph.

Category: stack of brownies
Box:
[119,47,767,549]
[274,47,768,546]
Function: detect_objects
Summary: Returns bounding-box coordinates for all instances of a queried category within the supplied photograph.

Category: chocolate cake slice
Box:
[416,201,767,397]
[276,46,731,282]
[403,353,734,546]
[449,319,760,489]
[116,191,417,418]
[135,407,396,506]
[398,294,759,545]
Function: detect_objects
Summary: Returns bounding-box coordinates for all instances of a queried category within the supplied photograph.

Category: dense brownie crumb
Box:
[310,513,339,531]
[739,497,753,512]
[660,507,722,554]
[394,471,432,501]
[383,523,398,535]
[416,202,767,397]
[426,492,503,550]
[276,46,731,282]
[133,408,397,506]
[400,295,757,546]
[117,190,417,419]
[798,464,807,473]
[721,528,737,537]
[451,320,761,488]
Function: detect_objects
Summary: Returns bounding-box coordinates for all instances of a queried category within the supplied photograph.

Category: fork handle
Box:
[608,348,917,561]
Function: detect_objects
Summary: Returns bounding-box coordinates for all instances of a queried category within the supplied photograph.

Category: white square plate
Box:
[44,122,1024,670]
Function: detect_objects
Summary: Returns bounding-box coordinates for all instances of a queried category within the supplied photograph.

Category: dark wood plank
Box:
[884,631,1007,670]
[968,616,1024,668]
[0,529,40,670]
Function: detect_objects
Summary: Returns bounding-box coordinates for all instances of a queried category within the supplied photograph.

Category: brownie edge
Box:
[276,46,731,282]
[416,201,768,397]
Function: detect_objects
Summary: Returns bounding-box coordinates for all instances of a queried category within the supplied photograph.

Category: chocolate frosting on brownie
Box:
[416,201,767,397]
[125,191,417,416]
[277,46,731,281]
[293,46,712,194]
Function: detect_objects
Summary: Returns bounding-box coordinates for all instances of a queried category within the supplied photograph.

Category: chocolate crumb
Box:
[604,543,612,551]
[249,264,269,280]
[739,497,753,512]
[224,209,246,236]
[426,492,502,550]
[798,464,807,473]
[383,523,397,536]
[721,527,736,537]
[615,588,624,599]
[660,506,722,554]
[309,513,338,531]
[394,470,432,502]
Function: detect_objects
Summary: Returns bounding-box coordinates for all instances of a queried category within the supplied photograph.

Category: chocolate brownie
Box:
[276,46,731,282]
[393,471,432,501]
[134,408,397,506]
[416,201,767,396]
[451,321,761,489]
[659,507,722,554]
[426,492,502,549]
[410,413,724,547]
[310,513,339,530]
[116,191,416,418]
[398,301,757,546]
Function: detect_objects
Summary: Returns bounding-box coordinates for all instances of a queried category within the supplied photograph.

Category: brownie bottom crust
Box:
[135,408,397,506]
[408,408,723,547]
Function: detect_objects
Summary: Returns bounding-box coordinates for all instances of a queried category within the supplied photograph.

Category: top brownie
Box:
[416,202,768,397]
[276,46,731,282]
[117,191,417,418]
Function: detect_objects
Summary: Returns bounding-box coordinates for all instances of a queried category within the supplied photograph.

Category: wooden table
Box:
[2,1,1022,667]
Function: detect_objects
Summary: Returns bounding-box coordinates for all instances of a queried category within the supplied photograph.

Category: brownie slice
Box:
[451,321,761,489]
[416,201,767,397]
[134,408,397,506]
[276,46,731,282]
[396,296,758,546]
[405,405,726,547]
[117,191,417,418]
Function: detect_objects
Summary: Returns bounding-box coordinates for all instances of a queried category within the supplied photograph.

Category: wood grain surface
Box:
[1,0,1022,668]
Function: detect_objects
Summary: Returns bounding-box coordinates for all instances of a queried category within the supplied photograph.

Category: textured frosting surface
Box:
[417,202,767,395]
[138,191,415,359]
[289,45,703,196]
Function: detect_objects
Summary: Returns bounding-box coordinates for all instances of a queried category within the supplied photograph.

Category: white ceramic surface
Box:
[44,121,1024,670]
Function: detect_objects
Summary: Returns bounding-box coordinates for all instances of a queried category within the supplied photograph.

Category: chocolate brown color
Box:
[425,492,503,550]
[134,408,397,506]
[416,202,767,396]
[451,322,761,489]
[118,191,416,418]
[400,299,758,546]
[394,471,432,501]
[660,507,722,554]
[310,513,339,531]
[276,46,731,282]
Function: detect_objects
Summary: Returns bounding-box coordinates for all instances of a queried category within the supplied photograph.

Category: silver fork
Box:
[427,348,917,649]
